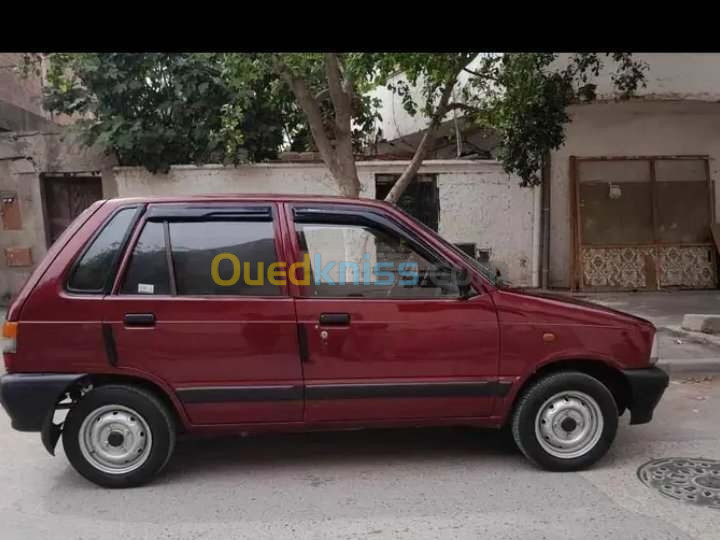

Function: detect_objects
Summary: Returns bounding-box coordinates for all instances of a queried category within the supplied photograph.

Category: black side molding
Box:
[101,323,118,367]
[306,381,512,400]
[177,385,303,404]
[175,381,511,404]
[297,325,310,363]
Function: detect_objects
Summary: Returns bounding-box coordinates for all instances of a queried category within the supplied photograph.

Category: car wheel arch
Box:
[503,358,631,426]
[41,372,189,456]
[80,374,188,431]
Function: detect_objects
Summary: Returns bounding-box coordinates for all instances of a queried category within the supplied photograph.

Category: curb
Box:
[661,325,720,349]
[681,313,720,334]
[657,358,720,376]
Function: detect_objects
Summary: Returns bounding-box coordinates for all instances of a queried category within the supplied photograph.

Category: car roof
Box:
[106,193,393,209]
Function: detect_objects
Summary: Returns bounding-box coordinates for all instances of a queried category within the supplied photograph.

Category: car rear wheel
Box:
[511,371,619,471]
[62,385,175,488]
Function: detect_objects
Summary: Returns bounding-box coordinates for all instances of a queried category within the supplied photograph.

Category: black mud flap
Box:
[40,410,63,456]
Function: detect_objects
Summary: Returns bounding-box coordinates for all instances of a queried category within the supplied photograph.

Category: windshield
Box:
[397,208,499,286]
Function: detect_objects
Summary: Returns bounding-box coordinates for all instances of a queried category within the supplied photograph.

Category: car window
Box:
[169,220,281,296]
[296,222,460,298]
[67,207,137,292]
[400,209,498,285]
[120,221,171,295]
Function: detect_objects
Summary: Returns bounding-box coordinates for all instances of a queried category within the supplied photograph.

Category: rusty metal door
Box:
[572,156,717,290]
[42,176,103,246]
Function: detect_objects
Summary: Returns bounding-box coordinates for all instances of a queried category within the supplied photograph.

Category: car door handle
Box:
[319,313,351,326]
[123,313,156,327]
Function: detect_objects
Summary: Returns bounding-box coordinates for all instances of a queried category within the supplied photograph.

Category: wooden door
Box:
[43,177,103,246]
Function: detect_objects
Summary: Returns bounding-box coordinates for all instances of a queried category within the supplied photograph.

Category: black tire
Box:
[62,385,176,488]
[511,371,618,471]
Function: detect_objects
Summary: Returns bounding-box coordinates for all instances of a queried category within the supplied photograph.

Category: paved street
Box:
[0,376,718,539]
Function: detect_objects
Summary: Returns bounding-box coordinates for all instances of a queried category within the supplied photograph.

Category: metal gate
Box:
[571,156,717,290]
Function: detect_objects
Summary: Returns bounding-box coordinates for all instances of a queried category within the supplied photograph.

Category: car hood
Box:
[496,287,654,328]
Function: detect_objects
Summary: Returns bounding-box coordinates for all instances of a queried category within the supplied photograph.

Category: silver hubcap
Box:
[78,405,152,474]
[535,391,604,459]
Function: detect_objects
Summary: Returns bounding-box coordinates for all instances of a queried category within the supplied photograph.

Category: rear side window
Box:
[120,221,171,295]
[169,220,281,296]
[67,207,138,293]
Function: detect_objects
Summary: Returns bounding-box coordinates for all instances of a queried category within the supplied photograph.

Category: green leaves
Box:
[36,52,647,190]
[485,53,647,186]
[39,53,297,173]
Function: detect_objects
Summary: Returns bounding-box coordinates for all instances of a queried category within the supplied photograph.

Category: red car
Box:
[1,195,668,487]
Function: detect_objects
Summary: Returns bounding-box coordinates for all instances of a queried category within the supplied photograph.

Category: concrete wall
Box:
[0,131,116,301]
[0,54,45,119]
[115,160,540,287]
[548,100,720,288]
[0,53,66,132]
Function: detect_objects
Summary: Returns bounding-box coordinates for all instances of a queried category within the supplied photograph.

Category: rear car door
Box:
[104,202,303,425]
[285,202,501,423]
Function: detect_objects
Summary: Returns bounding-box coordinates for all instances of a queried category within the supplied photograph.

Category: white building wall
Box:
[435,168,538,286]
[115,160,539,287]
[548,100,720,288]
[373,53,720,142]
[554,53,720,102]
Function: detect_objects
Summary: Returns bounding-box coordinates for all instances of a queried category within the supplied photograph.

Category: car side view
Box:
[1,195,669,487]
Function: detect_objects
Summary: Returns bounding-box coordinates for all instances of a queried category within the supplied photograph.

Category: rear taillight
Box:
[2,321,17,370]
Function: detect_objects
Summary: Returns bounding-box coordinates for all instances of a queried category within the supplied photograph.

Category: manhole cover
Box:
[638,457,720,509]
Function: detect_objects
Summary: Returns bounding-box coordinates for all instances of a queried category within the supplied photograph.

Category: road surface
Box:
[0,375,718,539]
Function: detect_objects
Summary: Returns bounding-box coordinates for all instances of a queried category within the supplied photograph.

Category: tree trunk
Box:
[384,80,457,205]
[324,53,361,198]
[272,54,362,198]
[335,164,362,197]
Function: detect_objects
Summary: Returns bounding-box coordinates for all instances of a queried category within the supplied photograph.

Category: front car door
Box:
[104,202,303,425]
[284,202,501,423]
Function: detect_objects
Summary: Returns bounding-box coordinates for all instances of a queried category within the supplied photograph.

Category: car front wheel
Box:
[62,384,176,488]
[511,371,619,471]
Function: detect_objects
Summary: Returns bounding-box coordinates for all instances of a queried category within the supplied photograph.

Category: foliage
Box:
[34,52,648,191]
[366,52,648,187]
[221,53,382,154]
[482,53,648,186]
[31,53,301,173]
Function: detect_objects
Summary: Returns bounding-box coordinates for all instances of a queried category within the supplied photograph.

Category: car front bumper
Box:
[621,367,670,425]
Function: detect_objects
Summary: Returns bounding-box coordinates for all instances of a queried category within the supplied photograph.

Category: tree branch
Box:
[447,102,478,114]
[324,53,352,132]
[384,79,457,204]
[314,88,330,101]
[463,67,497,82]
[463,67,484,78]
